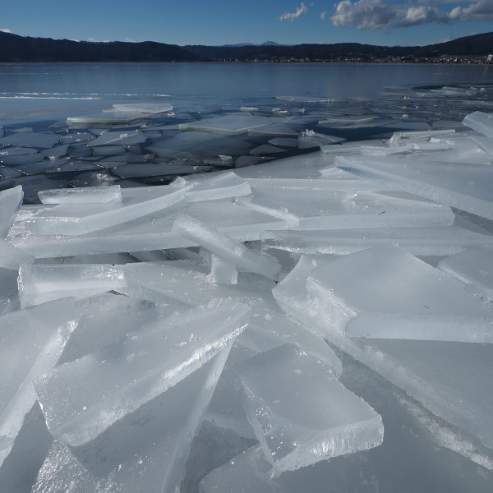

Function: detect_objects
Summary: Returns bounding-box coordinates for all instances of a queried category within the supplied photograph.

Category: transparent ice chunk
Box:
[35,299,249,447]
[238,344,383,473]
[0,240,33,270]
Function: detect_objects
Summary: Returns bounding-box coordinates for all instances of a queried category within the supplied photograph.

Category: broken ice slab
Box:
[34,348,230,493]
[439,247,493,300]
[471,134,493,156]
[10,198,287,259]
[178,114,272,135]
[266,226,493,257]
[0,240,33,270]
[28,183,189,236]
[38,185,122,205]
[173,215,281,280]
[87,130,147,147]
[238,344,383,473]
[109,102,173,114]
[337,156,493,221]
[463,111,493,139]
[123,172,252,203]
[124,259,274,307]
[60,293,183,364]
[36,299,249,447]
[298,130,345,149]
[275,247,493,343]
[0,267,19,316]
[0,132,60,149]
[18,263,127,308]
[0,186,23,239]
[268,137,298,148]
[243,187,454,231]
[388,129,455,147]
[66,113,146,127]
[0,299,78,468]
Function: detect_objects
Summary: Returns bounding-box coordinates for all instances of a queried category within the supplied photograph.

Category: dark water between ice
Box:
[1,62,493,122]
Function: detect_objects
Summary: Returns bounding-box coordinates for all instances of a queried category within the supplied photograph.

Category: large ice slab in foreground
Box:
[238,344,383,474]
[0,299,78,468]
[273,253,493,455]
[35,300,248,492]
[0,186,23,239]
[173,215,281,280]
[275,248,493,343]
[337,155,493,221]
[36,299,249,447]
[34,351,230,493]
[439,247,493,300]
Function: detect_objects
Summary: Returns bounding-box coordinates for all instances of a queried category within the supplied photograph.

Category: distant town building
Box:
[487,54,493,63]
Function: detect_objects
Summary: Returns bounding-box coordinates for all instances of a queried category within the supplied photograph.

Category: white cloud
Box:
[280,2,308,22]
[0,28,12,33]
[320,10,328,20]
[330,0,493,29]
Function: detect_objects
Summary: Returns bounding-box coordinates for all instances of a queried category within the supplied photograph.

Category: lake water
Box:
[1,62,493,122]
[1,62,493,202]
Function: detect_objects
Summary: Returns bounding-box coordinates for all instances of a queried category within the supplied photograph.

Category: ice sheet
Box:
[38,186,122,205]
[0,186,23,239]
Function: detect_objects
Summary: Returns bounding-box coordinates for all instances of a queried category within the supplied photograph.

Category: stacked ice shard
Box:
[2,106,493,492]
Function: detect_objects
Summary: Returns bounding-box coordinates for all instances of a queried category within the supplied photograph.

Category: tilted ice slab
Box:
[273,253,493,455]
[463,111,493,140]
[0,186,23,239]
[242,187,454,230]
[38,185,123,205]
[10,199,287,259]
[0,299,78,468]
[18,263,127,308]
[87,130,147,147]
[338,155,493,221]
[276,248,493,343]
[173,215,281,280]
[36,299,249,447]
[26,183,190,236]
[388,129,455,147]
[34,349,231,493]
[238,344,383,474]
[178,114,273,135]
[266,226,493,256]
[439,247,493,300]
[122,172,252,203]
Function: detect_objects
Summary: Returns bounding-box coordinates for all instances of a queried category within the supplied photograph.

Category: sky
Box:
[1,0,493,46]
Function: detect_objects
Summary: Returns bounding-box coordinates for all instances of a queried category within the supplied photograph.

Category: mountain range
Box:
[0,31,492,63]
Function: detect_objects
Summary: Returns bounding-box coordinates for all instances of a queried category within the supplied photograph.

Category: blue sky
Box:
[1,0,493,46]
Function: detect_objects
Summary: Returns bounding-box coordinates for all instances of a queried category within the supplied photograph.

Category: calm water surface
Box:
[1,62,493,122]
